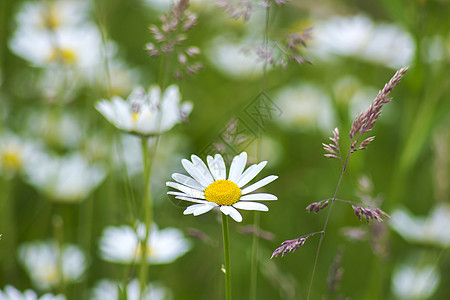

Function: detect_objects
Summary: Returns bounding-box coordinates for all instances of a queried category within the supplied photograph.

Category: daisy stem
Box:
[52,215,66,295]
[139,136,154,300]
[249,212,260,300]
[0,178,17,280]
[222,214,232,300]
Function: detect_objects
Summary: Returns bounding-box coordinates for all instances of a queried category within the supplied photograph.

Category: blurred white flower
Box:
[25,110,82,149]
[10,24,103,68]
[96,85,192,136]
[91,279,171,300]
[100,60,140,98]
[206,37,265,79]
[18,240,87,291]
[99,223,191,264]
[313,14,414,68]
[390,204,450,248]
[246,135,283,167]
[0,285,65,300]
[24,152,106,202]
[392,263,440,299]
[14,0,89,32]
[274,83,335,134]
[0,132,40,179]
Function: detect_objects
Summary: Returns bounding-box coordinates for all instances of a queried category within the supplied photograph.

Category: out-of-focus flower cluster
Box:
[8,0,137,102]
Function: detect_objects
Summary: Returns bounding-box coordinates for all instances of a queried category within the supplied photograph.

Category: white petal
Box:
[220,206,243,222]
[172,173,204,190]
[136,105,159,134]
[207,154,226,181]
[174,196,207,204]
[240,193,278,201]
[233,201,268,211]
[191,155,214,184]
[127,86,147,102]
[166,181,205,199]
[235,161,267,188]
[184,204,206,215]
[193,203,217,216]
[148,85,161,106]
[228,152,247,182]
[181,158,212,188]
[241,175,278,195]
[228,207,243,222]
[112,97,133,130]
[167,191,196,199]
[220,206,232,215]
[96,100,116,124]
[181,101,193,116]
[159,85,181,132]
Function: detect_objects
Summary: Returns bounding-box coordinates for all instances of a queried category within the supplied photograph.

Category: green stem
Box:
[222,214,232,300]
[249,212,260,300]
[0,178,17,280]
[52,215,65,295]
[138,137,154,300]
[250,133,263,300]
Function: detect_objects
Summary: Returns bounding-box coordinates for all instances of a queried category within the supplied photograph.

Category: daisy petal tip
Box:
[165,181,171,186]
[191,154,201,161]
[231,214,243,222]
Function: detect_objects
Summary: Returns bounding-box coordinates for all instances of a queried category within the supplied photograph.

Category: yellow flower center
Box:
[204,180,241,206]
[1,150,22,172]
[42,7,61,30]
[43,265,59,282]
[49,48,77,65]
[132,112,139,122]
[135,243,153,259]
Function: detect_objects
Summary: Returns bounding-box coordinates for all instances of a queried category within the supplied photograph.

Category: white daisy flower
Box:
[0,285,65,300]
[91,279,171,300]
[18,240,86,291]
[99,223,191,265]
[166,152,278,222]
[0,132,41,179]
[14,0,89,31]
[9,24,103,68]
[389,204,450,248]
[392,263,440,299]
[96,85,192,136]
[313,14,414,69]
[24,110,83,149]
[24,152,106,202]
[274,83,335,134]
[206,37,265,80]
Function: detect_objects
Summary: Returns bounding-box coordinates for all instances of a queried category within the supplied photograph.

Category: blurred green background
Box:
[0,0,449,299]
